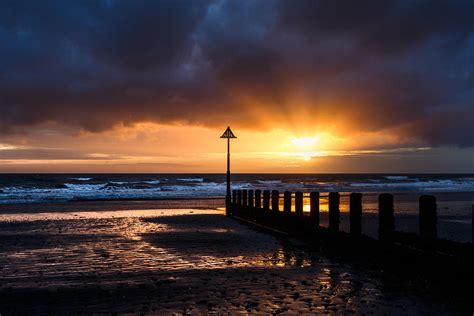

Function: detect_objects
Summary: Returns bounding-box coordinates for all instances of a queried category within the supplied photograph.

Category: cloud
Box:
[0,145,116,160]
[0,0,473,147]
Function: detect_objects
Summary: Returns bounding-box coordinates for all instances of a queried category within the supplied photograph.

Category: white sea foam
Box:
[69,177,93,181]
[178,178,204,182]
[256,180,282,184]
[107,180,160,185]
[230,182,253,189]
[1,175,473,204]
[161,182,226,193]
[351,179,474,191]
[0,179,229,204]
[144,180,161,185]
[64,183,105,190]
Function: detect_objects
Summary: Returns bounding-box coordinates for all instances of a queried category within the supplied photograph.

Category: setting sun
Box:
[289,135,321,150]
[302,154,312,161]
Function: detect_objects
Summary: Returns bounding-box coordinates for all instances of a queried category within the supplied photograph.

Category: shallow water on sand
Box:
[0,208,465,314]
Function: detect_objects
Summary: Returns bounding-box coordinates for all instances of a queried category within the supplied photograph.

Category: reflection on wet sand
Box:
[0,209,458,314]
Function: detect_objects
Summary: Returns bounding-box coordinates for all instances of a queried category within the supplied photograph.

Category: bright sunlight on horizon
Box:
[1,122,470,173]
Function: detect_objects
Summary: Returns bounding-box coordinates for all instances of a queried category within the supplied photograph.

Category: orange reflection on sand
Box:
[0,208,221,222]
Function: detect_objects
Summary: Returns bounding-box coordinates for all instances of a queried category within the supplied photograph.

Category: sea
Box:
[0,173,472,242]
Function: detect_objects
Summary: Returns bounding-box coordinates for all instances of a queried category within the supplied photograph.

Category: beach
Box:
[0,201,469,314]
[3,0,474,313]
[1,174,473,244]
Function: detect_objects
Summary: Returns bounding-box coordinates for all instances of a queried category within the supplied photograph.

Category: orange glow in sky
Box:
[0,122,447,173]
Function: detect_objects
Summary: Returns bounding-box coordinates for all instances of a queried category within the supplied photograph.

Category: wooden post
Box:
[242,190,248,207]
[310,192,320,228]
[295,192,303,216]
[255,190,262,208]
[378,193,394,241]
[284,191,292,215]
[328,192,340,232]
[350,193,363,235]
[232,190,237,205]
[263,190,270,211]
[237,190,242,205]
[248,190,254,208]
[271,190,280,213]
[419,195,437,238]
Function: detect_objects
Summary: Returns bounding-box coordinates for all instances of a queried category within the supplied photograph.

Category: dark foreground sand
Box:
[0,206,469,314]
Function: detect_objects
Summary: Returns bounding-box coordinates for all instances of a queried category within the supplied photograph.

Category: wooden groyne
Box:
[230,190,470,242]
[229,189,473,295]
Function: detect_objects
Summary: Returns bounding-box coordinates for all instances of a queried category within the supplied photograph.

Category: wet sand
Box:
[1,195,471,242]
[0,206,469,314]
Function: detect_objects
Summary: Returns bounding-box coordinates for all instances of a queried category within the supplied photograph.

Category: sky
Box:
[0,0,473,173]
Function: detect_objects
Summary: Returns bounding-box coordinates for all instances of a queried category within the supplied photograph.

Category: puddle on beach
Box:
[0,209,319,286]
[0,209,460,314]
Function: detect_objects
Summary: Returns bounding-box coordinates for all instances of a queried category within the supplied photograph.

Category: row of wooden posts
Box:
[230,189,438,240]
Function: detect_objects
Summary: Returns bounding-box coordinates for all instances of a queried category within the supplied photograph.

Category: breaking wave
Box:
[0,174,472,204]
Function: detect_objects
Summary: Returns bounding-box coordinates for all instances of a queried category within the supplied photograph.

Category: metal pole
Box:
[221,126,236,216]
[226,137,231,215]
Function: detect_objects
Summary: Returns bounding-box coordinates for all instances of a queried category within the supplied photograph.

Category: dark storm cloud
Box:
[0,0,473,147]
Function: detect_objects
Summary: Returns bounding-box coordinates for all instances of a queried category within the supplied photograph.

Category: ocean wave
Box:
[0,181,226,204]
[384,176,410,181]
[69,177,93,181]
[231,182,254,189]
[178,178,204,182]
[351,179,474,192]
[64,183,105,190]
[144,180,161,184]
[101,183,156,190]
[162,182,226,192]
[1,174,473,204]
[106,180,161,186]
[256,180,282,184]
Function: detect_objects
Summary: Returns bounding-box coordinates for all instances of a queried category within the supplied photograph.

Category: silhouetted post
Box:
[263,190,270,211]
[378,194,394,241]
[284,191,292,215]
[248,190,254,208]
[350,193,363,235]
[328,192,340,232]
[295,192,303,217]
[271,190,280,213]
[255,190,262,208]
[472,205,473,243]
[310,192,320,229]
[242,190,248,207]
[419,195,437,239]
[237,190,242,205]
[232,190,237,205]
[220,126,237,216]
